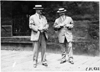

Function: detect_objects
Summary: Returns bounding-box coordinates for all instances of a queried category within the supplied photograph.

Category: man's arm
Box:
[53,19,62,31]
[53,19,61,28]
[42,17,49,30]
[43,24,49,30]
[29,16,38,32]
[65,17,74,29]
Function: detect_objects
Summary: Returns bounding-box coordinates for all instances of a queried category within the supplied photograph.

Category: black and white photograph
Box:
[1,0,100,71]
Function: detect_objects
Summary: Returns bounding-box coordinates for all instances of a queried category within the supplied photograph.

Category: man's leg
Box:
[67,42,74,64]
[60,43,66,64]
[41,33,48,66]
[32,41,39,67]
[32,42,36,61]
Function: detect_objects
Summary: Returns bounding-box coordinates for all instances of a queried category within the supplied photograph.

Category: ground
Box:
[1,50,100,72]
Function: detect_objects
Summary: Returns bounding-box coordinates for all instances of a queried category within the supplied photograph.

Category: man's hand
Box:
[38,27,45,33]
[59,23,65,27]
[40,29,47,33]
[38,26,43,31]
[31,26,38,33]
[55,25,61,28]
[65,24,73,30]
[32,28,38,33]
[65,24,73,28]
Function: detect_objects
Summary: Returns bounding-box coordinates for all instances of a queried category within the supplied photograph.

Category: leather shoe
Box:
[33,63,37,68]
[60,59,66,64]
[68,57,74,64]
[69,60,74,64]
[42,62,48,67]
[33,61,37,68]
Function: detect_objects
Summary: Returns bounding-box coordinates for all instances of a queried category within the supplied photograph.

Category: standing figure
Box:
[54,8,74,64]
[29,5,49,68]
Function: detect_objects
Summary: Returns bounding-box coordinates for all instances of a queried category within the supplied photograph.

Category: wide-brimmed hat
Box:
[33,5,44,10]
[57,8,67,13]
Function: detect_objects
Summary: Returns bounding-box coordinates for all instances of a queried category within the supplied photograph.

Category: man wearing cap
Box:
[29,5,49,67]
[53,8,74,64]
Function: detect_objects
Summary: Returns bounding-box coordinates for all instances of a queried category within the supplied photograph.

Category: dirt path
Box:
[1,50,100,71]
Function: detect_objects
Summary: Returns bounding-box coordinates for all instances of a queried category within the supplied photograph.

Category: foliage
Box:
[1,1,99,55]
[1,1,99,20]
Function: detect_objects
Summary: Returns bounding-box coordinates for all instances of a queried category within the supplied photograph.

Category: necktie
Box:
[39,15,41,19]
[61,16,64,22]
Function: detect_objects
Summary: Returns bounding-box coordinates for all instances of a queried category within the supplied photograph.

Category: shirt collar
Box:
[35,13,43,18]
[60,15,65,18]
[35,13,39,17]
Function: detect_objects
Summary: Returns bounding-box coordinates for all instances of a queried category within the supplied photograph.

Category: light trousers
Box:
[32,32,47,62]
[60,39,73,59]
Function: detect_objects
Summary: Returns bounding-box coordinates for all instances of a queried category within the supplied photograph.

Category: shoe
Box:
[33,63,37,68]
[42,62,48,67]
[69,60,74,64]
[33,61,37,68]
[60,59,66,64]
[68,57,74,64]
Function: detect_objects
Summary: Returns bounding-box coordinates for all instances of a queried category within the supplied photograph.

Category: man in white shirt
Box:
[54,8,74,64]
[29,5,49,68]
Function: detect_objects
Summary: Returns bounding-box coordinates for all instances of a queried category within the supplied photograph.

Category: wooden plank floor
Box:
[1,50,100,72]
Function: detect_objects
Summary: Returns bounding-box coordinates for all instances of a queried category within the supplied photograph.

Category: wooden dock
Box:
[1,50,100,72]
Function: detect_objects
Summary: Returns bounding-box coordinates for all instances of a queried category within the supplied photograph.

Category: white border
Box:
[0,0,99,72]
[0,0,98,1]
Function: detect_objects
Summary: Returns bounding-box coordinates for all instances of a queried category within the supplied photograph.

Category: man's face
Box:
[36,9,42,15]
[59,12,65,16]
